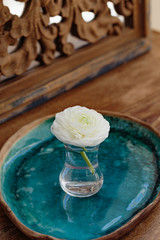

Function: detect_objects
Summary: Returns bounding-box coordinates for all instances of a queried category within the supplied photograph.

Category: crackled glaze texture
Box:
[1,116,160,240]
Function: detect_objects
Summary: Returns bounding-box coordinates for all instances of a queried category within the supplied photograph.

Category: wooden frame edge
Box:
[0,36,151,125]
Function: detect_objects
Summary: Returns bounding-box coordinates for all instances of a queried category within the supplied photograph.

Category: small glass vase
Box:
[59,144,103,197]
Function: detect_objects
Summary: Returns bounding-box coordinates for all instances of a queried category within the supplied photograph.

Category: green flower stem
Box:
[80,148,95,175]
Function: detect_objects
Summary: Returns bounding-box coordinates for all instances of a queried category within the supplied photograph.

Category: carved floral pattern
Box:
[0,0,133,78]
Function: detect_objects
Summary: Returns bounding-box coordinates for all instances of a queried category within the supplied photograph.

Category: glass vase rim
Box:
[64,143,100,152]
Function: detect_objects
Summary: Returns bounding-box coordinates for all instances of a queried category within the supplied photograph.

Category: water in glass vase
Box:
[59,144,103,197]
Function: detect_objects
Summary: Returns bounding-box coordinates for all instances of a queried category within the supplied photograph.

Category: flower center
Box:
[80,116,89,125]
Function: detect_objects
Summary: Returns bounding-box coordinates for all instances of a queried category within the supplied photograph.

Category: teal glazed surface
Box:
[1,116,160,240]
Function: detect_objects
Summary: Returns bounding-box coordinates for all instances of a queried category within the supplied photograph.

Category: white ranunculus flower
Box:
[51,106,110,147]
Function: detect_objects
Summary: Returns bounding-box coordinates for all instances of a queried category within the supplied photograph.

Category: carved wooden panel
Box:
[0,0,150,123]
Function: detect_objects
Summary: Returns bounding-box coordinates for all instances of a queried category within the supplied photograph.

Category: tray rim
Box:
[0,110,160,240]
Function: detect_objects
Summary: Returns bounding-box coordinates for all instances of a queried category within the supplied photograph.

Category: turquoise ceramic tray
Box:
[0,113,160,240]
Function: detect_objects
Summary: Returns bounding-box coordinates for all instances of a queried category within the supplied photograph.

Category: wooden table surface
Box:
[0,31,160,240]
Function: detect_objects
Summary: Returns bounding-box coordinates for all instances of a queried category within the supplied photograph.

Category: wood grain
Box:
[0,37,151,124]
[0,0,150,123]
[0,31,160,239]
